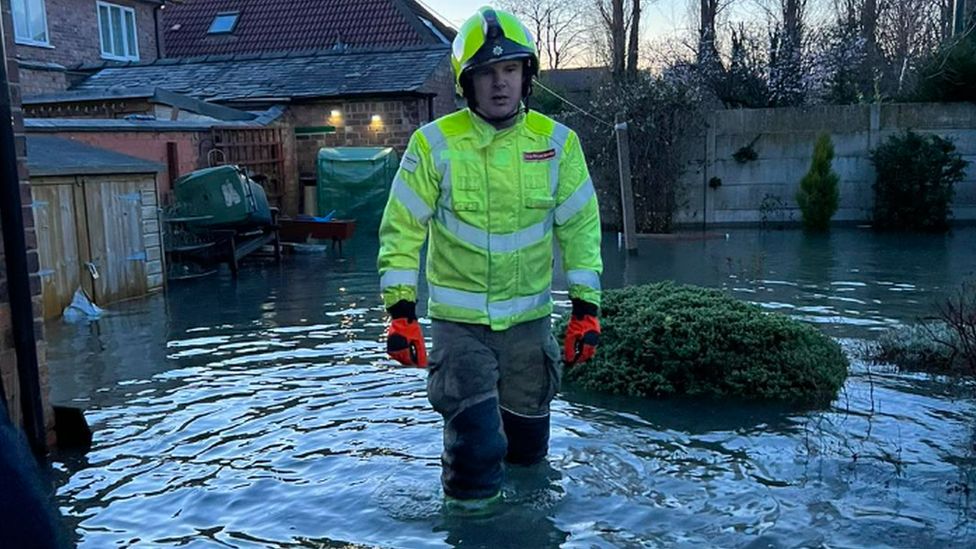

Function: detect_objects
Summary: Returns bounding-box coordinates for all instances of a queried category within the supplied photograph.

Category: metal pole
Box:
[615,114,638,254]
[0,14,46,453]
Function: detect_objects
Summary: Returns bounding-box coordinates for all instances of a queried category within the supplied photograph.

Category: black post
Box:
[0,25,47,454]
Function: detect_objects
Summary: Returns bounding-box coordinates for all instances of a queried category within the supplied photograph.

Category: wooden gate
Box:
[83,177,150,305]
[210,127,285,206]
[32,178,84,319]
[32,175,162,319]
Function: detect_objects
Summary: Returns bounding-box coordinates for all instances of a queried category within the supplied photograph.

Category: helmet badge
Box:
[492,45,504,57]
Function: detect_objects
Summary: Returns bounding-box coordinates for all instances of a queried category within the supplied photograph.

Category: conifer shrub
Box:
[870,131,967,231]
[556,282,849,402]
[796,134,840,231]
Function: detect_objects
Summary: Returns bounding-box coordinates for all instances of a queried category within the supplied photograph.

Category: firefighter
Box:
[377,6,602,504]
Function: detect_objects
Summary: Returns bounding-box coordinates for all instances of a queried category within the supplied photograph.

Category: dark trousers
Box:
[427,317,562,499]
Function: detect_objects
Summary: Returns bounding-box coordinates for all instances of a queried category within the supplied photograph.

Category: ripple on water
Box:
[43,231,976,547]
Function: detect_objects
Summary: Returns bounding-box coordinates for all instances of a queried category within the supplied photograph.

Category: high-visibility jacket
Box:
[377,108,602,331]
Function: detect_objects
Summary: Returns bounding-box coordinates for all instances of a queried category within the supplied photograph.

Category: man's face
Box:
[470,60,523,119]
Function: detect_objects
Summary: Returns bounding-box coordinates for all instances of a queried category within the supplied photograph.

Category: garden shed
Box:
[27,136,165,319]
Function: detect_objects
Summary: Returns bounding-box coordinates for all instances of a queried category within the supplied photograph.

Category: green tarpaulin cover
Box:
[317,147,399,232]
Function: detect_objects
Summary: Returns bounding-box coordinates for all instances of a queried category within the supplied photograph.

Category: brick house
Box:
[11,0,164,95]
[2,0,56,447]
[69,44,454,213]
[28,0,460,216]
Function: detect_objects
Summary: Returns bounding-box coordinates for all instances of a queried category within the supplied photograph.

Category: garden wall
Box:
[673,103,976,227]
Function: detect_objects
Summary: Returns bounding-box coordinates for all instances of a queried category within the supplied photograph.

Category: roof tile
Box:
[72,46,450,102]
[162,0,455,58]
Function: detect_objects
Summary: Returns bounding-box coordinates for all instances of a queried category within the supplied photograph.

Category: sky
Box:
[419,0,692,38]
[416,1,788,68]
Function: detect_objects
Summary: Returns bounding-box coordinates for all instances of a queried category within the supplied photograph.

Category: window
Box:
[12,0,49,46]
[97,1,139,61]
[208,12,239,34]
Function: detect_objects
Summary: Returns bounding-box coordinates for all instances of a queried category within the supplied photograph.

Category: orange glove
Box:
[386,301,428,367]
[564,299,600,365]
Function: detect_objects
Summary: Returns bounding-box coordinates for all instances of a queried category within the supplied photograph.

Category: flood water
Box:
[44,228,976,548]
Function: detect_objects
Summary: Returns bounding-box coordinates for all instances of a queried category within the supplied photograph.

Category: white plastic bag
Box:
[62,288,104,322]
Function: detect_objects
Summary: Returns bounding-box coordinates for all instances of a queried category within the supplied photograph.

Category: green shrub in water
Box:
[874,323,957,374]
[870,131,968,232]
[556,282,849,402]
[876,282,976,374]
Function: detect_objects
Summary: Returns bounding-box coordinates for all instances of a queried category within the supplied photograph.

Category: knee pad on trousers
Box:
[441,398,506,499]
[502,409,550,466]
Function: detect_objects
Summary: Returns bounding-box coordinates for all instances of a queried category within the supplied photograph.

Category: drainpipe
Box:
[154,2,167,60]
[0,33,47,454]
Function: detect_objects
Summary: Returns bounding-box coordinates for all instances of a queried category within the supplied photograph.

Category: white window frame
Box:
[96,1,140,61]
[12,0,50,47]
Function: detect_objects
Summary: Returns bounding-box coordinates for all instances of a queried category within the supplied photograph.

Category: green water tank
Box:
[174,165,272,229]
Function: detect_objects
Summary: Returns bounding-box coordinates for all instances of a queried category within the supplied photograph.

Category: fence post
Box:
[615,114,638,254]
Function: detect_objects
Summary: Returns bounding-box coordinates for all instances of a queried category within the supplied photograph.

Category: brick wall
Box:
[285,99,423,216]
[2,0,54,444]
[40,129,207,197]
[18,67,67,95]
[288,98,422,172]
[420,56,461,119]
[15,0,160,94]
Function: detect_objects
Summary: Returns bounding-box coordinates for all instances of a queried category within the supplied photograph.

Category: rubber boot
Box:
[441,397,506,500]
[502,410,550,466]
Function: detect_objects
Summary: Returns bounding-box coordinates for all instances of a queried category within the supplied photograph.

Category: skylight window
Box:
[208,12,239,34]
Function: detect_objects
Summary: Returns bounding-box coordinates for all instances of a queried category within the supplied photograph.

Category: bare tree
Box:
[499,0,591,70]
[778,0,808,104]
[752,0,810,105]
[595,0,644,79]
[810,0,867,104]
[816,0,946,99]
[860,0,882,94]
[698,0,723,68]
[627,0,642,79]
[598,0,628,78]
[878,0,940,94]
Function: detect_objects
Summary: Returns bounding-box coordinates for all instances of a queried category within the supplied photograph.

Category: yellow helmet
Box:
[451,6,539,97]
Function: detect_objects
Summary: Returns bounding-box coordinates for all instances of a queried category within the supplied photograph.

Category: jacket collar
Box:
[465,106,526,148]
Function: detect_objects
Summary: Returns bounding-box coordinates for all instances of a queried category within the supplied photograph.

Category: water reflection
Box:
[41,228,976,547]
[597,228,976,339]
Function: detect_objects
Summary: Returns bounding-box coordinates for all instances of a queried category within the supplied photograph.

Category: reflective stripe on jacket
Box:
[378,108,602,330]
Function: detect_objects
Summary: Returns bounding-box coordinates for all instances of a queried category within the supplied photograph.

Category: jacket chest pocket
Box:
[520,154,554,219]
[522,165,553,212]
[451,156,485,213]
